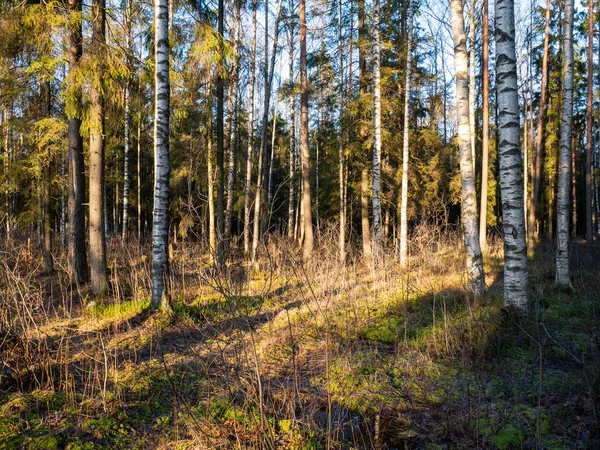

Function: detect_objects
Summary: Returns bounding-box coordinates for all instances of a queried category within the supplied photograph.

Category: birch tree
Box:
[122,0,132,239]
[479,0,490,252]
[337,0,345,262]
[371,0,382,249]
[450,0,485,297]
[495,0,528,307]
[150,0,170,311]
[398,0,412,267]
[556,0,574,286]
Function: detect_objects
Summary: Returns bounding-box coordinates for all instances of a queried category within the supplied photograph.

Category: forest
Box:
[1,0,599,448]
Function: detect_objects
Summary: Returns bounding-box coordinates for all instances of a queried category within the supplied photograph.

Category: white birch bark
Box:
[151,0,170,310]
[224,0,240,251]
[371,0,383,249]
[450,0,485,297]
[495,0,528,306]
[556,0,574,286]
[399,0,412,267]
[287,12,296,239]
[469,0,476,174]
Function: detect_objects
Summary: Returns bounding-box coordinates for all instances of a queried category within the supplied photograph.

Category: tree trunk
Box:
[556,0,574,286]
[150,0,171,311]
[585,0,594,241]
[299,0,313,259]
[358,0,371,260]
[479,0,490,252]
[207,85,216,260]
[42,80,53,274]
[215,0,225,265]
[252,0,283,261]
[495,0,529,306]
[244,0,258,255]
[450,0,485,298]
[89,0,109,295]
[67,0,88,284]
[399,1,412,267]
[122,0,132,239]
[361,169,372,260]
[469,0,476,174]
[224,0,241,253]
[337,0,345,262]
[530,0,551,249]
[371,0,383,250]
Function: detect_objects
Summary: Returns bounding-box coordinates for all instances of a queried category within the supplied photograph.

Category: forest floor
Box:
[1,228,599,449]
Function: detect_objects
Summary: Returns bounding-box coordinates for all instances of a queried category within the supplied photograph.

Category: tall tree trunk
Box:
[207,85,216,259]
[89,0,109,295]
[479,0,490,252]
[585,0,594,241]
[495,0,528,307]
[137,116,141,240]
[358,0,371,259]
[215,0,225,265]
[122,0,132,239]
[372,0,383,250]
[43,80,53,274]
[469,0,476,174]
[67,0,88,284]
[244,0,258,255]
[299,0,313,259]
[450,0,485,297]
[530,0,551,249]
[337,0,345,262]
[224,0,241,253]
[399,1,412,267]
[151,0,171,310]
[251,0,283,261]
[556,0,574,286]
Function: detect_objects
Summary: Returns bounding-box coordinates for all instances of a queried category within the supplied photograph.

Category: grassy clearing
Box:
[0,233,599,449]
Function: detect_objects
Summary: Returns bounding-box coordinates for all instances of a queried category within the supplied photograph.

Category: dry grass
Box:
[1,228,599,449]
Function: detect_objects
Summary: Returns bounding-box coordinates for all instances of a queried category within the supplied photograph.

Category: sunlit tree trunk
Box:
[556,0,574,286]
[42,80,53,274]
[450,0,485,297]
[215,0,225,265]
[67,0,88,284]
[530,0,551,250]
[89,0,109,295]
[585,0,594,242]
[150,0,171,310]
[122,0,132,239]
[495,0,528,306]
[469,0,476,174]
[244,0,257,255]
[299,0,313,259]
[224,0,241,253]
[207,84,216,259]
[371,0,382,250]
[358,0,371,259]
[479,0,490,252]
[399,1,412,267]
[337,0,345,262]
[252,0,283,262]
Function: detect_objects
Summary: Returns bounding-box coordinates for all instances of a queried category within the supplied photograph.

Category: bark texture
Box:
[450,0,485,297]
[556,0,574,286]
[495,0,529,306]
[89,0,109,295]
[151,0,171,310]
